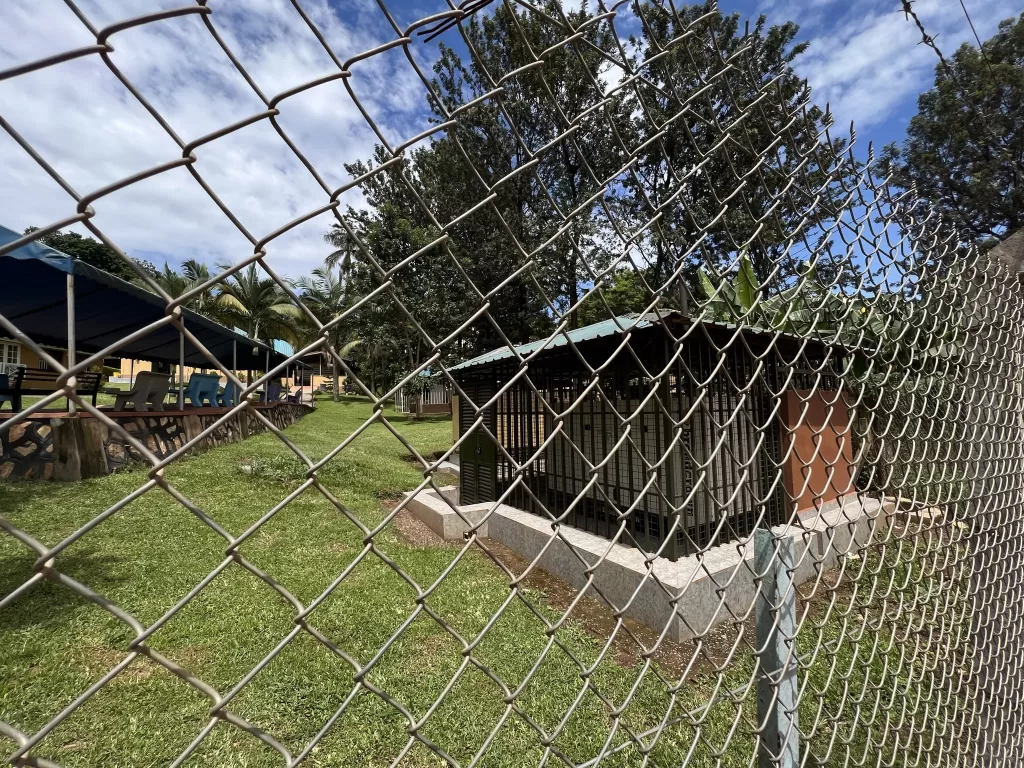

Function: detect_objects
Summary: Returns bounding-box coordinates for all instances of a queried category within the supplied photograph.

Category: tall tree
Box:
[24,227,157,282]
[883,13,1024,248]
[179,259,221,319]
[428,2,628,330]
[341,160,468,392]
[336,0,853,379]
[148,259,224,322]
[575,268,651,327]
[618,2,854,301]
[151,263,190,300]
[323,221,359,283]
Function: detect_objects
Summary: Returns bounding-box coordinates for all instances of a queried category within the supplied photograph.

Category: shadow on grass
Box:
[0,547,128,634]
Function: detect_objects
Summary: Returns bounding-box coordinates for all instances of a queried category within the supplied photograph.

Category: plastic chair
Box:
[218,381,241,407]
[0,367,27,411]
[185,373,220,406]
[114,372,172,412]
[287,385,314,404]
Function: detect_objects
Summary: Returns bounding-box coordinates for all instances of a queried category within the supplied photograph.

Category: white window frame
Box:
[0,340,21,375]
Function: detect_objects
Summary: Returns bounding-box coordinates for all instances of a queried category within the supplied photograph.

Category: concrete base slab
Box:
[885,496,945,527]
[402,487,888,641]
[403,485,488,541]
[437,460,460,477]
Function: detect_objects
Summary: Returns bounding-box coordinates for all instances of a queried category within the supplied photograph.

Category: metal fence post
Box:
[66,272,76,416]
[755,528,799,768]
[178,326,185,410]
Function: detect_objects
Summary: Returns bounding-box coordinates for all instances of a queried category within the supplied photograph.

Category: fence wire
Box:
[1,1,1023,767]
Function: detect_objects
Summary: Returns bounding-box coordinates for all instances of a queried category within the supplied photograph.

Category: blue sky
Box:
[731,0,1019,150]
[0,0,1017,276]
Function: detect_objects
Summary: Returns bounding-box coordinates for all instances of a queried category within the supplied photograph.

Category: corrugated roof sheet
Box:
[450,312,658,371]
[448,310,850,373]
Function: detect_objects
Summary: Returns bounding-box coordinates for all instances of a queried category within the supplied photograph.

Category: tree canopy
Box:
[215,264,302,344]
[330,1,852,391]
[24,227,157,282]
[26,2,849,397]
[884,13,1024,248]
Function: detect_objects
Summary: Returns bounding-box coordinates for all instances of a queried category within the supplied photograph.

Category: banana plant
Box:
[696,252,844,337]
[696,252,760,321]
[697,252,965,378]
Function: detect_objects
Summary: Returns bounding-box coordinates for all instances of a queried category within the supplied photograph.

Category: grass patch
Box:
[0,399,963,766]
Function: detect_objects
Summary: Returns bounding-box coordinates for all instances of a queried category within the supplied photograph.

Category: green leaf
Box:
[735,253,760,312]
[339,339,362,357]
[697,268,719,301]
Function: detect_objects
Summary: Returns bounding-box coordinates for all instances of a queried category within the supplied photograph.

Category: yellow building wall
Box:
[9,344,73,370]
[118,359,254,384]
[18,345,45,369]
[5,340,338,393]
[118,358,152,377]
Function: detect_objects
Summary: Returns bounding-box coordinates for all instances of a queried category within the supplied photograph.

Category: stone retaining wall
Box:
[0,420,55,480]
[0,403,311,481]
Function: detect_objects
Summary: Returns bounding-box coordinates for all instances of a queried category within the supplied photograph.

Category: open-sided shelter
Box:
[0,225,301,414]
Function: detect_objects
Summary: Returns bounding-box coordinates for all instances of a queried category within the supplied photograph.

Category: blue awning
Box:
[0,225,290,370]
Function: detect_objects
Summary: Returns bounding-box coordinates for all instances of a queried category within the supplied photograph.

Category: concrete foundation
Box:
[403,486,887,641]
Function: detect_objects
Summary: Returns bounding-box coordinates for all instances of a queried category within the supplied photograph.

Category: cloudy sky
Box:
[0,0,1016,278]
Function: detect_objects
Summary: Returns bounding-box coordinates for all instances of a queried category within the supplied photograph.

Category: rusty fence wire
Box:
[1,1,1023,766]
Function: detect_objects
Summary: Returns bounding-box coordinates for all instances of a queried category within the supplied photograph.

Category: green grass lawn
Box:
[18,389,123,413]
[0,399,966,766]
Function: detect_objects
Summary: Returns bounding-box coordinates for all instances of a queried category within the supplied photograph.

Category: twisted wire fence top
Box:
[1,1,1023,767]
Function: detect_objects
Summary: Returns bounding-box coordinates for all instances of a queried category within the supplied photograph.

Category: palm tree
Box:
[324,220,359,283]
[146,260,231,323]
[216,264,302,344]
[292,264,350,401]
[151,263,190,299]
[179,259,223,320]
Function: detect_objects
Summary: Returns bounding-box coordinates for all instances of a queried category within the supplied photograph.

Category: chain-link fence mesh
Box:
[2,1,1022,766]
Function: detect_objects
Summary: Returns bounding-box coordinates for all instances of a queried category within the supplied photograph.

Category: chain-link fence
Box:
[2,1,1023,766]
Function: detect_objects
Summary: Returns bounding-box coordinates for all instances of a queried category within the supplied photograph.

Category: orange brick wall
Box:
[780,389,855,513]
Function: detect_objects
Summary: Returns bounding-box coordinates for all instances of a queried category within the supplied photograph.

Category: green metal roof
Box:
[449,312,659,371]
[448,309,850,373]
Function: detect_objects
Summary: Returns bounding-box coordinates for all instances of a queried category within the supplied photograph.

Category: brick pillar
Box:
[780,389,854,514]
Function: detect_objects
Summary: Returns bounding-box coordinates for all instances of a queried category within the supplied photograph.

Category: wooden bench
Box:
[0,366,103,411]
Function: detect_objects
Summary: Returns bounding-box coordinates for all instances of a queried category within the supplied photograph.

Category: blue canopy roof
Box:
[0,226,289,370]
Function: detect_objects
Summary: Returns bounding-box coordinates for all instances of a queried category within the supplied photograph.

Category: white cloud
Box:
[0,0,438,277]
[3,0,1014,280]
[755,0,1018,132]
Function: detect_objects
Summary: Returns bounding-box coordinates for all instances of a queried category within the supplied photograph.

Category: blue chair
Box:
[184,373,220,406]
[218,381,240,407]
[266,381,283,402]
